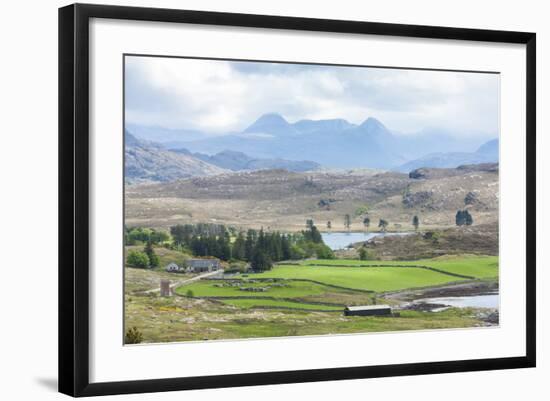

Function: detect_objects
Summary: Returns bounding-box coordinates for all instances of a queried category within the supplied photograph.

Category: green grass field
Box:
[174,255,498,312]
[300,255,498,280]
[176,279,335,298]
[246,265,465,292]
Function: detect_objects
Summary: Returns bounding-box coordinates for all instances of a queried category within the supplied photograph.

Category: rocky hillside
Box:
[125,163,498,231]
[125,131,227,184]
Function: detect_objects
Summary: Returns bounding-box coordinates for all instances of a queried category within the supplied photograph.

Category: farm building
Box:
[165,262,181,272]
[185,258,221,273]
[344,305,392,317]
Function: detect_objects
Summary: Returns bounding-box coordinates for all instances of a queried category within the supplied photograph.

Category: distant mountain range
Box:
[127,113,497,170]
[173,148,320,172]
[395,138,498,172]
[125,130,321,183]
[125,131,227,183]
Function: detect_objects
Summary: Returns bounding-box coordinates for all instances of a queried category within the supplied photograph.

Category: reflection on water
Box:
[418,293,499,309]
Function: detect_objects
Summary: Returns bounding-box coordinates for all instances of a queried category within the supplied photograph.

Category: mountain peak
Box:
[476,138,498,155]
[244,113,296,136]
[360,117,386,130]
[257,112,287,123]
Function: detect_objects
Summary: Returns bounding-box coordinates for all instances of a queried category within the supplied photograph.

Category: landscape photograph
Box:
[123,55,500,344]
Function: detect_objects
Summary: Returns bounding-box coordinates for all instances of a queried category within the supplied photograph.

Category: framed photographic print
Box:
[58,3,536,397]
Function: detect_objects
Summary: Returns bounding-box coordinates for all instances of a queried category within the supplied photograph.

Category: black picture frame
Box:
[59,3,536,397]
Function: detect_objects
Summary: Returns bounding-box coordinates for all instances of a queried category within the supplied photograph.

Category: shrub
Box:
[126,250,149,268]
[359,247,369,260]
[125,327,143,344]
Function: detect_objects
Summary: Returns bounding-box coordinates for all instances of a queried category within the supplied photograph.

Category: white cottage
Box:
[165,262,181,272]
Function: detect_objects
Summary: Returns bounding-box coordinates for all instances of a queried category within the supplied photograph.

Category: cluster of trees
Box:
[455,210,474,226]
[168,220,334,271]
[126,240,159,268]
[124,226,169,245]
[342,215,421,232]
[342,214,393,233]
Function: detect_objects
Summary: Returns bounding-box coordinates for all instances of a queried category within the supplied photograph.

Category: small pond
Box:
[321,231,413,250]
[417,293,499,309]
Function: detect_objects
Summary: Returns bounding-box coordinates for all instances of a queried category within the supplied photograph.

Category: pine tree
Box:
[244,229,256,261]
[281,235,291,260]
[232,232,246,260]
[344,214,351,231]
[143,240,159,268]
[412,215,419,231]
[251,248,272,272]
[363,216,370,232]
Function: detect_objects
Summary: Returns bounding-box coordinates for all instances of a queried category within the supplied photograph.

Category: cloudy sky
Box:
[125,56,499,138]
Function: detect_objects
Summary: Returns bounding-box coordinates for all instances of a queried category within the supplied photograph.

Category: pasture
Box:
[300,255,498,279]
[174,255,498,311]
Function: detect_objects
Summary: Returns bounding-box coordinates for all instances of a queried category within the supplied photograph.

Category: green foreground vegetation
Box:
[124,293,484,342]
[172,255,498,313]
[124,224,498,343]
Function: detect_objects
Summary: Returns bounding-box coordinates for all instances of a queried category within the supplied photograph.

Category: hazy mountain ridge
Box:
[124,131,228,184]
[127,113,498,170]
[173,148,321,172]
[395,139,499,172]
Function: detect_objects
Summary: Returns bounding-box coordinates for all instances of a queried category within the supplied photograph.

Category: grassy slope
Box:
[125,245,190,270]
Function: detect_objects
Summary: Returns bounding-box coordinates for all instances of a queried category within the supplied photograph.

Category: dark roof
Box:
[345,305,391,311]
[187,259,220,268]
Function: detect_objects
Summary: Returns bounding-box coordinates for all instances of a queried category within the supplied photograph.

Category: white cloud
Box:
[125,56,499,138]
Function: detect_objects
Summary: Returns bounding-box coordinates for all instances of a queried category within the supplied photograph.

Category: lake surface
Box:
[321,231,412,250]
[418,293,499,309]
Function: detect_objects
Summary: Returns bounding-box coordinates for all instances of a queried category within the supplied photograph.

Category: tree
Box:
[359,247,369,260]
[378,219,388,232]
[251,249,272,272]
[244,229,256,261]
[150,230,170,244]
[125,327,143,344]
[456,210,464,226]
[143,240,159,268]
[170,224,186,246]
[306,219,315,230]
[232,232,246,260]
[456,210,473,226]
[126,250,149,268]
[363,216,370,232]
[303,223,322,243]
[281,235,292,260]
[344,214,351,231]
[465,210,474,226]
[412,215,419,231]
[326,221,332,231]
